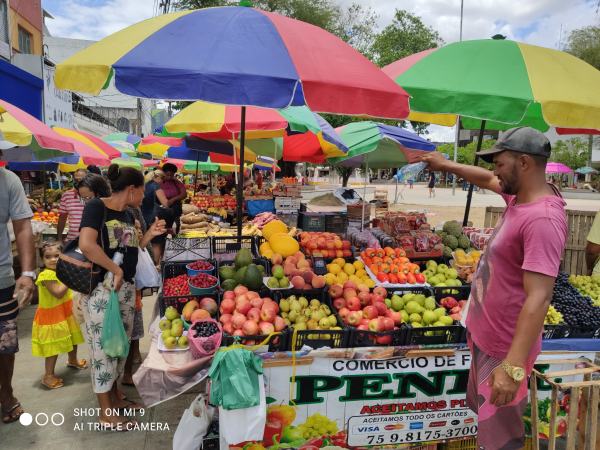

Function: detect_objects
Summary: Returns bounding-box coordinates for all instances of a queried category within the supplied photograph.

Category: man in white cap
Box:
[0,130,36,424]
[422,127,568,450]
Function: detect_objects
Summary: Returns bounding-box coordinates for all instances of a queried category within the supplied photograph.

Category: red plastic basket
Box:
[188,318,223,359]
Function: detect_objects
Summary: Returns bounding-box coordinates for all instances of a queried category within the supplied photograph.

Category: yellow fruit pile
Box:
[258,220,299,259]
[298,413,338,439]
[324,259,374,288]
[452,249,481,270]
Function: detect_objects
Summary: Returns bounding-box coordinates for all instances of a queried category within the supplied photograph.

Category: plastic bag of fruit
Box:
[188,318,222,358]
[400,235,414,248]
[429,234,442,247]
[415,234,430,252]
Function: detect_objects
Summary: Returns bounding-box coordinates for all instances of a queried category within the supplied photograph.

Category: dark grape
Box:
[552,271,600,329]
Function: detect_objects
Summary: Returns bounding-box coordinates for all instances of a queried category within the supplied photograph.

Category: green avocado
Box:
[222,279,238,291]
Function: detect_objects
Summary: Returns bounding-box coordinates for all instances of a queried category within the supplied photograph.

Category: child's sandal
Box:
[66,359,88,370]
[42,375,64,389]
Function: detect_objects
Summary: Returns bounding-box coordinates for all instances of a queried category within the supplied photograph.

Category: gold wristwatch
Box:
[501,361,526,382]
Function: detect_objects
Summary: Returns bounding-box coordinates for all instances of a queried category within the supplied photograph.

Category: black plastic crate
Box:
[432,281,471,303]
[212,236,259,260]
[202,437,219,450]
[348,323,409,347]
[221,326,289,351]
[299,212,327,232]
[217,258,271,285]
[542,324,565,340]
[406,321,466,345]
[325,213,348,235]
[275,288,350,350]
[326,286,434,311]
[562,324,600,339]
[161,259,217,283]
[158,291,219,318]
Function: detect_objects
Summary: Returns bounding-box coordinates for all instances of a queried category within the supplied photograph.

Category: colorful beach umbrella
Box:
[0,100,75,161]
[574,166,598,175]
[327,122,436,168]
[382,39,600,131]
[161,158,246,175]
[545,162,572,174]
[102,132,142,149]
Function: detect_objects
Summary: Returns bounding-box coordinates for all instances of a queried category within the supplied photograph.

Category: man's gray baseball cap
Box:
[476,126,551,164]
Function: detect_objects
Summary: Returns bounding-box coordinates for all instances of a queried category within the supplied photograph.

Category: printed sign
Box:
[43,65,73,128]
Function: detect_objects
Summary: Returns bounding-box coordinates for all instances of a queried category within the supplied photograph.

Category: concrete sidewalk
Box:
[1,294,204,450]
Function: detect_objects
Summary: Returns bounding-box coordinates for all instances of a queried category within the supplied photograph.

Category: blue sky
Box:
[43,0,600,141]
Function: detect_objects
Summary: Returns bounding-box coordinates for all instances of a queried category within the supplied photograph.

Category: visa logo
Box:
[410,422,423,430]
[358,427,380,432]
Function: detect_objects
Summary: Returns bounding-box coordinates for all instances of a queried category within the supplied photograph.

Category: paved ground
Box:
[1,293,204,450]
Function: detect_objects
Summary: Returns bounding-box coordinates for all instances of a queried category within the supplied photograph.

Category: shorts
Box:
[466,333,536,450]
[131,309,144,341]
[0,318,19,354]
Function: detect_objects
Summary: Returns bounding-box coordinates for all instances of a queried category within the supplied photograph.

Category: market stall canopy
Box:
[106,141,153,159]
[102,132,142,149]
[0,100,76,161]
[556,128,600,135]
[53,127,122,160]
[383,39,600,131]
[54,6,411,120]
[574,166,598,175]
[327,122,436,168]
[160,157,246,175]
[545,162,572,173]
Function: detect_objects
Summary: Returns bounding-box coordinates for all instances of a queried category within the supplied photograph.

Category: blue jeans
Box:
[462,181,468,191]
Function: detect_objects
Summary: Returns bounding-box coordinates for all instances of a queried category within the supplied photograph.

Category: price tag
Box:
[311,253,327,275]
[347,413,477,446]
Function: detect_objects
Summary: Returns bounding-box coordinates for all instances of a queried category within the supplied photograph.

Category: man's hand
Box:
[15,275,35,307]
[421,152,449,172]
[488,365,521,407]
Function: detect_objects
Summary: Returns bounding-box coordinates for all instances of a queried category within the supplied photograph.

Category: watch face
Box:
[513,368,526,381]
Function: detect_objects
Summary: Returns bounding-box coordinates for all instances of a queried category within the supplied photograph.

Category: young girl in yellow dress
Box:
[33,239,87,388]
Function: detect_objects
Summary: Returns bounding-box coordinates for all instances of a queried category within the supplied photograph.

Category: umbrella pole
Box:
[42,162,47,207]
[237,107,246,236]
[362,155,369,231]
[273,138,277,186]
[232,134,238,186]
[463,120,486,226]
[209,171,212,193]
[57,167,61,190]
[194,150,200,195]
[395,176,398,204]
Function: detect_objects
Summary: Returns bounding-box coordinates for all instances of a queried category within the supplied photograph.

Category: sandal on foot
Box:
[117,391,127,400]
[1,402,23,424]
[67,358,88,370]
[99,418,138,432]
[118,400,143,411]
[42,375,64,389]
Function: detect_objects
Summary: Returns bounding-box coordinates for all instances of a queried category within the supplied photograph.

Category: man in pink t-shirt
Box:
[422,127,567,450]
[57,169,88,242]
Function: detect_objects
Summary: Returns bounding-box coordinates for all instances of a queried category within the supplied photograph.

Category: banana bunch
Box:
[208,207,227,219]
[287,227,297,236]
[184,230,208,238]
[212,231,233,237]
[242,223,258,236]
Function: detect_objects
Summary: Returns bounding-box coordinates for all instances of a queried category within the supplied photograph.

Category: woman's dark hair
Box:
[87,165,102,175]
[106,164,144,193]
[40,238,63,258]
[77,173,111,198]
[162,163,177,174]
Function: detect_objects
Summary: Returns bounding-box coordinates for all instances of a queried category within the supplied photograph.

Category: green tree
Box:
[173,0,233,9]
[564,25,600,70]
[437,140,496,170]
[370,10,444,68]
[550,138,590,170]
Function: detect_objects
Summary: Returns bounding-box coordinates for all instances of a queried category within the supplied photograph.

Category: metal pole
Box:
[42,162,47,206]
[452,0,464,196]
[137,98,142,136]
[194,150,200,195]
[57,167,61,189]
[463,120,486,226]
[232,134,238,185]
[394,177,398,204]
[273,138,278,185]
[361,155,369,231]
[237,107,246,236]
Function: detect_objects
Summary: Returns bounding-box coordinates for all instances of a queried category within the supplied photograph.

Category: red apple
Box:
[373,286,387,298]
[382,317,394,331]
[362,305,379,320]
[247,308,261,323]
[376,334,392,345]
[242,320,259,335]
[374,301,388,316]
[223,291,235,300]
[343,280,358,291]
[368,318,384,332]
[250,297,264,310]
[458,300,468,309]
[236,294,248,304]
[357,324,369,331]
[260,308,276,323]
[273,316,287,332]
[231,313,247,329]
[219,313,232,325]
[219,299,235,315]
[387,311,403,326]
[338,307,350,319]
[360,318,370,327]
[234,286,249,297]
[223,322,235,335]
[329,284,344,299]
[345,311,362,326]
[246,291,260,300]
[237,301,251,316]
[343,289,358,300]
[357,291,372,306]
[346,297,361,311]
[333,298,346,310]
[371,294,384,304]
[450,306,462,314]
[243,339,256,346]
[450,313,463,321]
[259,321,275,335]
[356,284,370,294]
[233,329,245,338]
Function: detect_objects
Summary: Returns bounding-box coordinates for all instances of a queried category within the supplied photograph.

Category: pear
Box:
[288,310,299,323]
[434,307,446,318]
[279,299,290,312]
[310,305,319,311]
[319,318,331,329]
[310,299,321,307]
[307,319,318,330]
[312,310,324,321]
[295,322,307,330]
[409,313,422,323]
[328,315,337,327]
[400,310,409,323]
[385,298,392,308]
[405,301,423,314]
[411,322,423,328]
[432,321,447,335]
[439,316,454,325]
[402,293,415,303]
[290,299,302,311]
[296,314,308,324]
[281,311,289,318]
[413,294,426,306]
[423,310,438,325]
[279,277,290,288]
[424,297,436,311]
[391,295,404,311]
[299,297,309,308]
[284,318,292,326]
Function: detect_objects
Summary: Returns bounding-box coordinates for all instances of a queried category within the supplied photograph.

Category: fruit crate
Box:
[274,197,302,210]
[161,259,217,284]
[348,322,409,347]
[276,212,299,229]
[561,324,600,339]
[432,281,471,303]
[406,320,467,345]
[212,236,259,260]
[158,291,220,318]
[217,258,271,284]
[542,324,565,340]
[440,438,477,450]
[299,212,328,232]
[275,288,350,350]
[325,213,349,235]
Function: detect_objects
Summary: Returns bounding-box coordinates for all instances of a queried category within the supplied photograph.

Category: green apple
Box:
[428,276,440,286]
[422,269,434,278]
[159,319,171,331]
[445,268,459,280]
[172,318,184,328]
[426,260,438,271]
[436,274,447,283]
[163,336,178,349]
[178,336,189,349]
[161,330,172,341]
[436,264,448,274]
